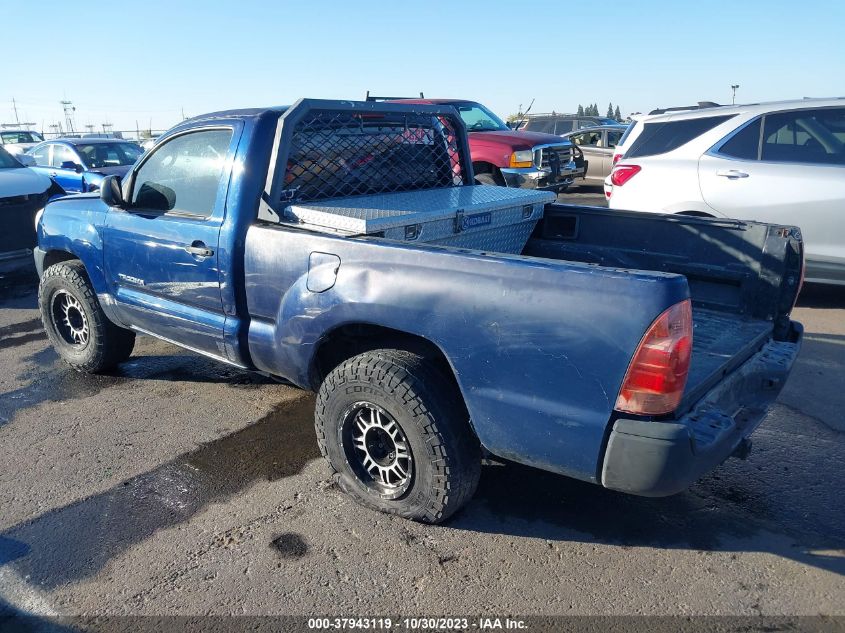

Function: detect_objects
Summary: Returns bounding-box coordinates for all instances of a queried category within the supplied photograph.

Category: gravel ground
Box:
[0,265,843,620]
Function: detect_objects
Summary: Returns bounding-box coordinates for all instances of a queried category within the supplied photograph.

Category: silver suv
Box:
[606,98,845,286]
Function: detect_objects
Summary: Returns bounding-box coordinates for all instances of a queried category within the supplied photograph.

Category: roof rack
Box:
[648,101,721,115]
[364,91,425,102]
[523,112,574,118]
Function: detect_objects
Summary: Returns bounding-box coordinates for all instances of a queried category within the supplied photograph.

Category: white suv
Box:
[605,98,845,286]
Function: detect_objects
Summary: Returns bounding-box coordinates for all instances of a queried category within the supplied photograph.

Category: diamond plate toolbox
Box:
[283,185,556,254]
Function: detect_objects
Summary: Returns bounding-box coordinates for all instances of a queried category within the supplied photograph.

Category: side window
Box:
[606,130,623,148]
[29,145,50,166]
[130,128,233,217]
[51,145,77,168]
[626,115,735,159]
[578,131,602,147]
[717,118,762,160]
[761,108,845,165]
[553,120,574,134]
[525,119,555,134]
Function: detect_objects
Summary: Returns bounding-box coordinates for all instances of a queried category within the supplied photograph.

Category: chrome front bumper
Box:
[500,160,585,191]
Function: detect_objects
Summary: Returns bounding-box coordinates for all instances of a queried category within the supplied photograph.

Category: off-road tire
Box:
[38,261,135,373]
[315,349,481,523]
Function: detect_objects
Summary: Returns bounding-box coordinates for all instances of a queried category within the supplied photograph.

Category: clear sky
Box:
[3,0,843,133]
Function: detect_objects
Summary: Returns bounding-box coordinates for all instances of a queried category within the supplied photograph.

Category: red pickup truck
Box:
[382,97,585,193]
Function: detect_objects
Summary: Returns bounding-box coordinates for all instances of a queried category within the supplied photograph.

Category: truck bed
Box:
[524,203,802,413]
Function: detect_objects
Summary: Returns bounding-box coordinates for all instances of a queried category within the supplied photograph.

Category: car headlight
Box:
[508,150,534,168]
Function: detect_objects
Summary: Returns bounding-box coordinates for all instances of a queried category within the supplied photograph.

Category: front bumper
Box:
[501,161,586,191]
[601,321,803,497]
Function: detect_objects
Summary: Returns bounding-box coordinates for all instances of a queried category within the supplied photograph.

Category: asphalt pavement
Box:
[0,256,843,619]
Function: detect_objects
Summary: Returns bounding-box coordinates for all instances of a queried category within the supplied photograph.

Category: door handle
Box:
[184,242,214,257]
[49,171,58,177]
[716,169,749,179]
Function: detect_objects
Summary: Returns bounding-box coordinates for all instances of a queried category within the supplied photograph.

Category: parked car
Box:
[0,129,45,157]
[26,138,144,193]
[378,96,586,192]
[81,132,125,139]
[605,97,845,286]
[521,113,620,135]
[35,99,802,523]
[561,124,629,185]
[607,102,725,170]
[0,147,63,275]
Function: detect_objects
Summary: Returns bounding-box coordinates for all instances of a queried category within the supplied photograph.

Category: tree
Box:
[592,103,599,116]
[607,102,614,118]
[577,104,584,116]
[614,105,622,121]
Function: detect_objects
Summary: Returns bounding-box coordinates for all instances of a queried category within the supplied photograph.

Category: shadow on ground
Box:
[0,392,318,588]
[0,348,279,428]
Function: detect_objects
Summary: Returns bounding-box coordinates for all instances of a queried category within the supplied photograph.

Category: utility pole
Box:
[11,98,19,125]
[731,84,740,105]
[60,100,76,134]
[102,122,113,135]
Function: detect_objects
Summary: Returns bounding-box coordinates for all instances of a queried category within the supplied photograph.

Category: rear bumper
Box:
[601,320,803,497]
[501,163,586,191]
[804,257,845,286]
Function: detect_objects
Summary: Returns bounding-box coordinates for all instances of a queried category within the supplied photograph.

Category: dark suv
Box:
[521,114,619,135]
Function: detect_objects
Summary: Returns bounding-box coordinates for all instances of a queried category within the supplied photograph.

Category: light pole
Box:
[731,84,740,105]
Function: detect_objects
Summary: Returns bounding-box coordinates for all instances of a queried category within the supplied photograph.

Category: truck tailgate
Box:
[684,308,773,411]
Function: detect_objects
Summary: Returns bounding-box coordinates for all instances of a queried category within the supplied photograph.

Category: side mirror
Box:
[17,154,36,167]
[61,161,85,173]
[100,175,124,207]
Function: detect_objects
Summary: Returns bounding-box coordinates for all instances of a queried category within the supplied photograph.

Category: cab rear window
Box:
[626,115,734,158]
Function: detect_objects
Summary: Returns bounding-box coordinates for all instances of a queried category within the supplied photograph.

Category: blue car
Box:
[26,138,144,193]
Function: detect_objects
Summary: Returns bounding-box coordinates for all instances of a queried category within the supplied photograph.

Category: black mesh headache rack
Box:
[259,99,555,253]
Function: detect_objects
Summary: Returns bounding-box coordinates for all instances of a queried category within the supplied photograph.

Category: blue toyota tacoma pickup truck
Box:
[34,99,803,523]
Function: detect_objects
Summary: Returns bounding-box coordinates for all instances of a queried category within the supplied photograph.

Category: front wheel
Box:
[39,261,135,373]
[474,171,505,187]
[315,349,481,523]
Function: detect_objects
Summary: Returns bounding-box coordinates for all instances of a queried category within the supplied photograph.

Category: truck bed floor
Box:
[684,308,773,408]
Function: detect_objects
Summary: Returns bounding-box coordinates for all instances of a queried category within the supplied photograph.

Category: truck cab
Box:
[387,98,586,192]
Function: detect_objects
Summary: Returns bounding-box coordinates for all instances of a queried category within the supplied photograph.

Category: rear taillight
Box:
[612,153,623,165]
[610,164,641,187]
[615,299,693,416]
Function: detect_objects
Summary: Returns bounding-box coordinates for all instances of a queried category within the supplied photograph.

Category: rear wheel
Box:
[39,261,135,373]
[315,349,481,523]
